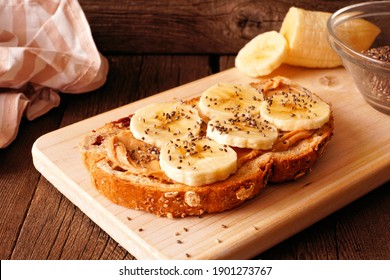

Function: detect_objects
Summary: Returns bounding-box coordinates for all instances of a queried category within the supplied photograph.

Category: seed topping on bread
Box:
[80,76,334,217]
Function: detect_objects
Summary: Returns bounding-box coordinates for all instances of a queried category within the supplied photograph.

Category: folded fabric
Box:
[0,0,109,148]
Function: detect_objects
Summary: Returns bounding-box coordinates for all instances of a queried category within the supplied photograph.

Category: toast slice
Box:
[80,77,334,218]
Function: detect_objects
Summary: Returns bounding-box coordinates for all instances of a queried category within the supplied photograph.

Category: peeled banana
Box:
[280,7,341,68]
[235,6,381,77]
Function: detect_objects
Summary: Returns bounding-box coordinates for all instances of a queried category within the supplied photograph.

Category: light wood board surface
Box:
[32,66,390,260]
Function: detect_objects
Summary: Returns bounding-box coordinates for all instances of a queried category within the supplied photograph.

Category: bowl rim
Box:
[327,1,390,69]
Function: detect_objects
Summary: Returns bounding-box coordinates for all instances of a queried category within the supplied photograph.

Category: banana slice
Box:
[199,83,264,119]
[280,7,341,68]
[130,102,202,148]
[259,90,331,131]
[235,31,288,77]
[207,115,278,150]
[159,137,237,186]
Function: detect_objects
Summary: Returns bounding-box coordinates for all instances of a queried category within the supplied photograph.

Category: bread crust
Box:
[90,154,273,218]
[80,79,334,218]
[268,117,333,182]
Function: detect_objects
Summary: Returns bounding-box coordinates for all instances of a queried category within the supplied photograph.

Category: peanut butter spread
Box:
[105,129,169,181]
[103,120,314,182]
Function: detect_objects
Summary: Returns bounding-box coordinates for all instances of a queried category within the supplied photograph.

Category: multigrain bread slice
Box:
[80,77,334,218]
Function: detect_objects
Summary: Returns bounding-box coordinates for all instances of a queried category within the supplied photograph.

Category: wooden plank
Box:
[79,0,363,54]
[31,66,390,259]
[59,55,211,127]
[334,185,390,260]
[10,175,134,260]
[0,107,64,259]
[258,184,389,259]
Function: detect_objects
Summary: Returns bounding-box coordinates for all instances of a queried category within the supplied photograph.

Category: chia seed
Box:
[362,46,390,63]
[361,45,390,106]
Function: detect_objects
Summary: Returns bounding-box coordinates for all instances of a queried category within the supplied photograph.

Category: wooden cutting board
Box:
[32,66,390,260]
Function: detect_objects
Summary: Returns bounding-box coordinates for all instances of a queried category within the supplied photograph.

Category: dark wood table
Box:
[1,0,389,260]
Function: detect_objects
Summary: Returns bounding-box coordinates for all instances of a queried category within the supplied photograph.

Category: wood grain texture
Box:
[259,185,390,260]
[58,55,211,127]
[79,0,368,54]
[0,109,64,259]
[11,177,133,260]
[1,0,389,260]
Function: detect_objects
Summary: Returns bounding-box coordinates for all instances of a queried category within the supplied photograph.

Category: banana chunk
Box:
[199,83,264,119]
[130,102,202,148]
[235,31,288,77]
[159,137,237,186]
[235,6,380,76]
[280,7,341,68]
[207,115,278,150]
[280,7,380,68]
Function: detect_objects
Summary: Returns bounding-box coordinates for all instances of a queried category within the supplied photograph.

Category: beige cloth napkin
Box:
[0,0,108,148]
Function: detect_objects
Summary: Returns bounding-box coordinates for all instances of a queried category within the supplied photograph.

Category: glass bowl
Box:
[327,1,390,115]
